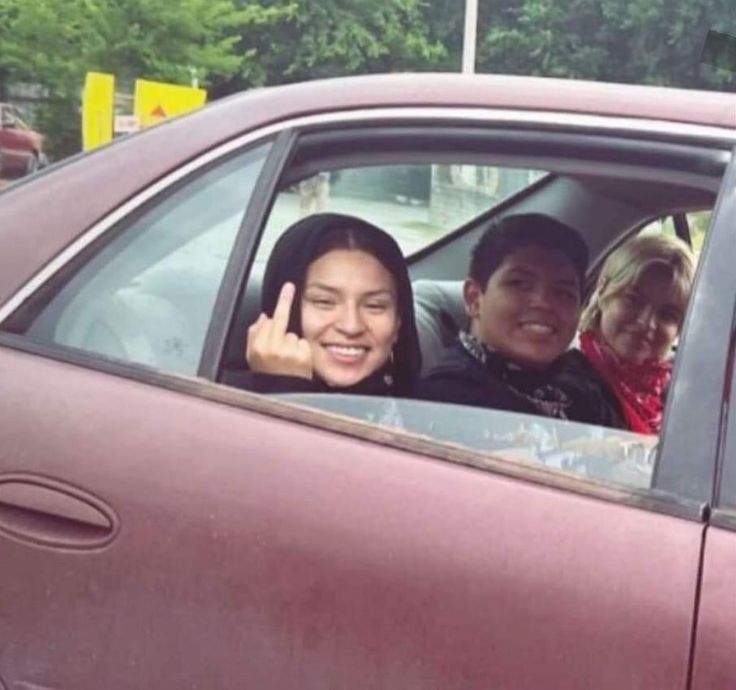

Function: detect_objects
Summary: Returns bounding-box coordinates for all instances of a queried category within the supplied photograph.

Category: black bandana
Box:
[458,331,573,419]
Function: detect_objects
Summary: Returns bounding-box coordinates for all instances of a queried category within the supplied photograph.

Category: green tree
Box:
[214,0,445,94]
[0,0,285,157]
[476,0,736,90]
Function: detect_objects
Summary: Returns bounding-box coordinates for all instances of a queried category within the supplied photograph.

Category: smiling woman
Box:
[227,213,421,396]
[579,234,695,434]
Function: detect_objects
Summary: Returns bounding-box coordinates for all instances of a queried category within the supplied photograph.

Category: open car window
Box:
[230,126,730,508]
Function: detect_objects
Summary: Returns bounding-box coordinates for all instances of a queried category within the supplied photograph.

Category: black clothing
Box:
[416,334,625,429]
[232,213,420,396]
[223,362,396,396]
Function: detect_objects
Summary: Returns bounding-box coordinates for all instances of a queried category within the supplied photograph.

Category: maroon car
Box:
[0,103,45,178]
[0,74,735,689]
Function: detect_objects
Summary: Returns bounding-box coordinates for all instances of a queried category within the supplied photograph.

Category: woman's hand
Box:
[246,282,313,380]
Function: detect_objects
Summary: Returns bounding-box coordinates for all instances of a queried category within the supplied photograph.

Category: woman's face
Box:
[598,263,685,365]
[301,249,401,387]
[466,245,582,369]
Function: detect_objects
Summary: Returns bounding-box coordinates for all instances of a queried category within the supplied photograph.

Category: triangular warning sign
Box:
[150,104,167,119]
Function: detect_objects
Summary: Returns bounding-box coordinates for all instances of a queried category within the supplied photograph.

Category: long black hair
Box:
[260,213,421,394]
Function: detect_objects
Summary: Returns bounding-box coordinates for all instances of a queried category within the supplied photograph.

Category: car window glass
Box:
[258,164,546,260]
[283,394,658,490]
[24,142,272,375]
[638,210,712,259]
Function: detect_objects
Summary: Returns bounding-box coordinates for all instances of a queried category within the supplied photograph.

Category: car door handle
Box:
[0,475,118,549]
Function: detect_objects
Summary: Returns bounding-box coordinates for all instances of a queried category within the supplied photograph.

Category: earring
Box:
[383,349,395,386]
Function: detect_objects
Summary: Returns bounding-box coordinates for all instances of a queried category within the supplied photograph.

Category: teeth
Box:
[521,323,554,335]
[328,346,366,356]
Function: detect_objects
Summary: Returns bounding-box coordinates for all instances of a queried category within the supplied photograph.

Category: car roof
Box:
[228,73,736,129]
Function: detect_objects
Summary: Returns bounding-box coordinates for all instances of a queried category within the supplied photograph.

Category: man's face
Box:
[464,245,581,369]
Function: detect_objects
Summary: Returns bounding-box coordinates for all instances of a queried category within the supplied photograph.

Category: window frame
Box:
[1,108,734,523]
[655,146,736,511]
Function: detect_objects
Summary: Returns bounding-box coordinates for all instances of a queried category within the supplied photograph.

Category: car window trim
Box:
[0,330,707,523]
[197,128,297,379]
[655,145,736,503]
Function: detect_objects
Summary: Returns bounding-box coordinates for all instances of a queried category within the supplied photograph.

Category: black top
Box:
[415,333,625,429]
[223,362,397,396]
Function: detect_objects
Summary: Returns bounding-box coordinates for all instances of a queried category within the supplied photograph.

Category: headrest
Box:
[412,280,466,374]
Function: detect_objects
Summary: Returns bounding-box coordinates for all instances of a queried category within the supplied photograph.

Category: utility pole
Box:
[462,0,479,74]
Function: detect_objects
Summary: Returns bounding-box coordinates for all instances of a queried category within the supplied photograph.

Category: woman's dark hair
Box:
[469,214,589,292]
[261,213,421,392]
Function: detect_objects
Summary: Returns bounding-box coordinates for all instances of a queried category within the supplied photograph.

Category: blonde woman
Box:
[579,233,695,434]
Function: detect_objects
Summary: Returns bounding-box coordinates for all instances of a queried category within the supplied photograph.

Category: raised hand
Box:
[246,282,313,380]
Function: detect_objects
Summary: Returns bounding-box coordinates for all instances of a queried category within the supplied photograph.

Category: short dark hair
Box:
[469,214,589,291]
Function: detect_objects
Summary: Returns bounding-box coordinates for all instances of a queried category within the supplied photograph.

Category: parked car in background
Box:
[0,73,735,689]
[0,103,45,178]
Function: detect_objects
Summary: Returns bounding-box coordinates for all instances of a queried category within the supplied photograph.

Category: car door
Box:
[0,112,727,689]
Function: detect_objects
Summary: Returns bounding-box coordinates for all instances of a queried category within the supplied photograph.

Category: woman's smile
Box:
[322,343,371,363]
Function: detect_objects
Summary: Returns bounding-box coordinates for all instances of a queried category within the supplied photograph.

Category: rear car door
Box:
[0,111,727,689]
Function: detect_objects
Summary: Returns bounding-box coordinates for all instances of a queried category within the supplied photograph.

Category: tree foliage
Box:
[476,0,736,90]
[0,0,734,159]
[213,0,445,94]
[0,0,286,155]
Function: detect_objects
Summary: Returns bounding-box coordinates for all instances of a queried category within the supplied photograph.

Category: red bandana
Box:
[579,330,672,435]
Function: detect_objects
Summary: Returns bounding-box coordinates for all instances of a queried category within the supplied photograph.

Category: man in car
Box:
[416,213,624,428]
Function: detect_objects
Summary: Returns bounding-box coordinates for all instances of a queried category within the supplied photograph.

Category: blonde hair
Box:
[580,233,695,333]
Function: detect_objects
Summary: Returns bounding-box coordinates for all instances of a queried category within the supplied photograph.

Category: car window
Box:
[233,154,719,499]
[258,164,546,260]
[23,142,272,375]
[638,210,712,259]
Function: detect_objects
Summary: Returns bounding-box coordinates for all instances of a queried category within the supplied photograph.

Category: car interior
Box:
[219,125,723,382]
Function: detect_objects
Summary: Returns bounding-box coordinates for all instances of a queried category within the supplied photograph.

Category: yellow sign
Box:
[82,72,115,151]
[134,79,207,128]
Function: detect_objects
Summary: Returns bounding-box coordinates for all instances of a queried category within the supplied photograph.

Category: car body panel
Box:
[691,526,736,689]
[0,346,703,689]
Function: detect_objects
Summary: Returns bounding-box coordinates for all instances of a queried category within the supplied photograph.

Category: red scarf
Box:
[579,330,671,435]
